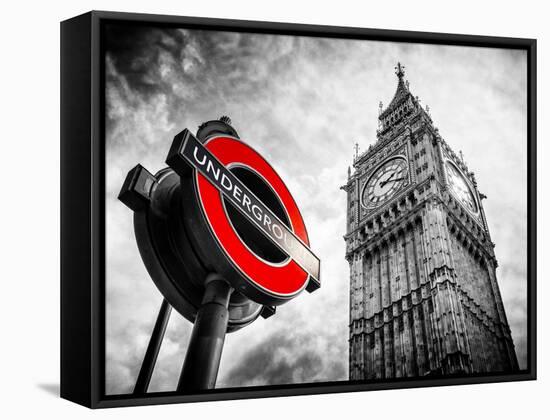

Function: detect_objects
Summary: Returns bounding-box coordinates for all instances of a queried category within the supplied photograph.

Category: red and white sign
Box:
[168,129,320,302]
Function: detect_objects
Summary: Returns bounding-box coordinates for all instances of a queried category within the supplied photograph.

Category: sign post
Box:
[177,275,233,392]
[133,299,172,395]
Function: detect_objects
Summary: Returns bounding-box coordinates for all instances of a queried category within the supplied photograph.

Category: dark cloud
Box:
[221,330,345,387]
[105,24,189,96]
[223,333,321,387]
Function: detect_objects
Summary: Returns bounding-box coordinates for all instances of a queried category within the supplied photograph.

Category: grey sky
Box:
[105,25,528,394]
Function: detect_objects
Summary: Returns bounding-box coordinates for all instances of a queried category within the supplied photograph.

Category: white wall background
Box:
[0,0,546,418]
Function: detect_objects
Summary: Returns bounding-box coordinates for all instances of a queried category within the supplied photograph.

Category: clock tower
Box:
[343,63,518,379]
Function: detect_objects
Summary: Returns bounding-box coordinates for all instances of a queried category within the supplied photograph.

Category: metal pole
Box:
[133,298,172,395]
[177,274,233,392]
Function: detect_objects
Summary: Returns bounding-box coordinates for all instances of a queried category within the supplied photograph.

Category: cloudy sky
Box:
[104,24,528,395]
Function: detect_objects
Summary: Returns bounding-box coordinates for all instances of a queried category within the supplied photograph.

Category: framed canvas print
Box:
[60,10,537,408]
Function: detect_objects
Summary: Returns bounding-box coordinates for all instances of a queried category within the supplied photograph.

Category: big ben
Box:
[343,63,519,379]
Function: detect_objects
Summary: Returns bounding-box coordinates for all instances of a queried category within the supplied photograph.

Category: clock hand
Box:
[379,172,397,187]
[380,173,405,188]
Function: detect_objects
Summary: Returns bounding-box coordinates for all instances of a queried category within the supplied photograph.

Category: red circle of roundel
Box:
[195,136,309,297]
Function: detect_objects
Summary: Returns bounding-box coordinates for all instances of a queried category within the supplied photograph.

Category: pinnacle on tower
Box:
[378,61,413,125]
[395,62,405,79]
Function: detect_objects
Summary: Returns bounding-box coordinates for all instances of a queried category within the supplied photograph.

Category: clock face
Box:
[362,157,409,208]
[445,161,478,214]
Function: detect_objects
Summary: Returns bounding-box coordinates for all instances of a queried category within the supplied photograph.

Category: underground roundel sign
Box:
[166,129,320,306]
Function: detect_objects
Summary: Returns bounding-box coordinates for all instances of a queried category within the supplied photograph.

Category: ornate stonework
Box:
[343,63,518,379]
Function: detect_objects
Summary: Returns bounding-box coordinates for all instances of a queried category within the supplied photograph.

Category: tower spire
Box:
[395,62,405,79]
[378,61,413,127]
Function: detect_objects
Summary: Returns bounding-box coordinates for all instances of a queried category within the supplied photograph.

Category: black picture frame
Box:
[60,10,537,409]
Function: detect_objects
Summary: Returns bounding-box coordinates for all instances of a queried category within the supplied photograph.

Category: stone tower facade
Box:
[343,63,518,380]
